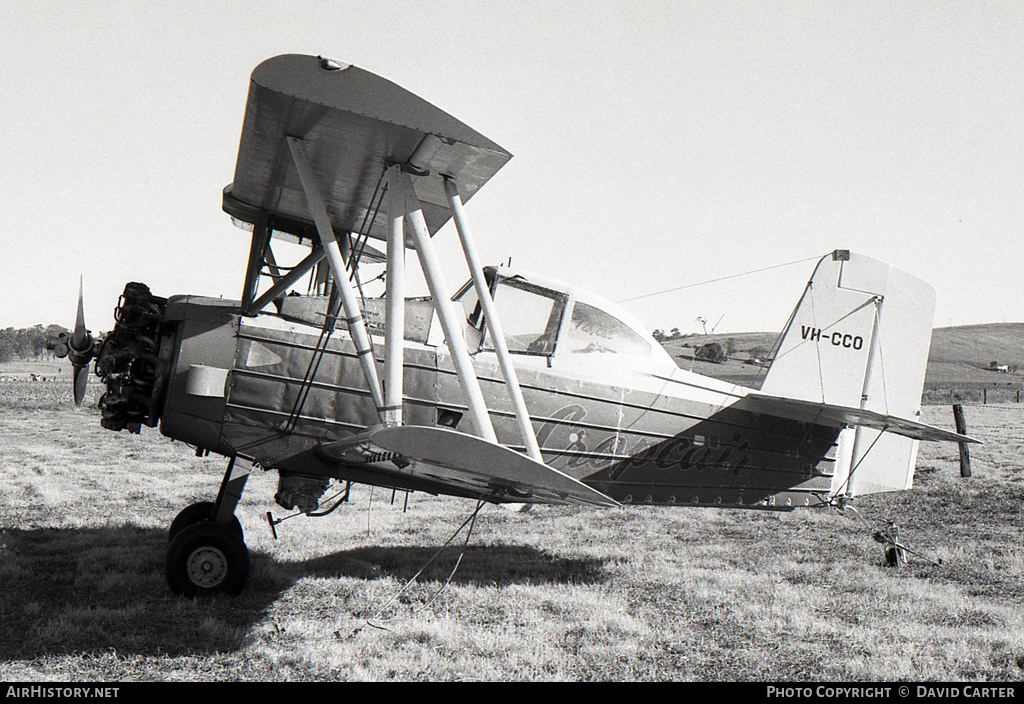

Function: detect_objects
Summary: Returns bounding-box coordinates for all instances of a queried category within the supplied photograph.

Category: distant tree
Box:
[0,324,66,363]
[0,330,13,364]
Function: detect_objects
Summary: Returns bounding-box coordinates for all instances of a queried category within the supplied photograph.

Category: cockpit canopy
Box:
[276,266,675,372]
[454,267,674,370]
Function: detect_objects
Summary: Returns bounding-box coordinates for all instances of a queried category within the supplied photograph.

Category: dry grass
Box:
[1,377,1022,681]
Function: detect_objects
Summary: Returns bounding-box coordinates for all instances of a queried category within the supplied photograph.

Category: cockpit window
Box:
[457,282,482,328]
[562,301,651,356]
[454,274,651,359]
[454,274,565,356]
[483,278,564,355]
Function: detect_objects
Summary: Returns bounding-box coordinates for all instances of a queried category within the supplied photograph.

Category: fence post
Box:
[952,403,971,478]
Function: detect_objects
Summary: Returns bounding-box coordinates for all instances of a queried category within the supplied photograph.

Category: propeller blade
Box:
[72,276,88,351]
[73,364,89,407]
[65,276,95,406]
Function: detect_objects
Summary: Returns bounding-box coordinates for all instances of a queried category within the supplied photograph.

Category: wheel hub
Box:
[186,546,228,587]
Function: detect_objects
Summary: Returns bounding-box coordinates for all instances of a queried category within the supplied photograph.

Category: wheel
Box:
[166,522,250,597]
[884,545,906,567]
[168,501,243,543]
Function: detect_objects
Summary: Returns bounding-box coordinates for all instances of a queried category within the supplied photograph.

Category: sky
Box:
[3,1,1022,337]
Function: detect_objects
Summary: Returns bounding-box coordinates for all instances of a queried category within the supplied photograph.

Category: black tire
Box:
[166,522,250,597]
[884,546,906,567]
[168,501,243,543]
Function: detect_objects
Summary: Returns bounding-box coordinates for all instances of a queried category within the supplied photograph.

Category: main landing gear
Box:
[165,456,253,597]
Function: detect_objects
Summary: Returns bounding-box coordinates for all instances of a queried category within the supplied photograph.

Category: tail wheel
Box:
[166,522,250,597]
[884,545,906,568]
[168,501,243,543]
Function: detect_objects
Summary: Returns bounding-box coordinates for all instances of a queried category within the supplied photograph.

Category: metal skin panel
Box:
[224,54,512,245]
[579,406,839,509]
[222,320,437,468]
[159,297,240,452]
[436,350,842,509]
[277,295,435,344]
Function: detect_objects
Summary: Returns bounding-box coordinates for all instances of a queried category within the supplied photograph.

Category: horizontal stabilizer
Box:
[367,426,620,508]
[746,392,979,444]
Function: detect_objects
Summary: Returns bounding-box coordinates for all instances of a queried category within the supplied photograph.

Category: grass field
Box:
[1,376,1023,682]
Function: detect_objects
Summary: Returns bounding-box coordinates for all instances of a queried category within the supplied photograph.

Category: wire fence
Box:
[923,383,1024,405]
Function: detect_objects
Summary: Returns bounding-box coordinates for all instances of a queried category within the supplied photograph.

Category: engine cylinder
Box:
[95,283,171,432]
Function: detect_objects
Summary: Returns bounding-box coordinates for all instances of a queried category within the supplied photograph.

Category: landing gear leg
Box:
[166,456,253,597]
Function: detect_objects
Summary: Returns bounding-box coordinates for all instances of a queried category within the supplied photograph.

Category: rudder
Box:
[761,250,936,496]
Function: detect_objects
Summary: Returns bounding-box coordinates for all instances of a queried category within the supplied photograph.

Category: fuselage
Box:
[96,272,841,512]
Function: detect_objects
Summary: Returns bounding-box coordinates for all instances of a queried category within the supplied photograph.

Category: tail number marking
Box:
[801,326,864,350]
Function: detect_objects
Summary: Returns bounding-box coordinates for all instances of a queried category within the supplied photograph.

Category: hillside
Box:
[659,323,1024,397]
[659,332,779,387]
[926,323,1024,382]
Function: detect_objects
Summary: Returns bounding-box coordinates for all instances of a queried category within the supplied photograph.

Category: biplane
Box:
[51,54,975,597]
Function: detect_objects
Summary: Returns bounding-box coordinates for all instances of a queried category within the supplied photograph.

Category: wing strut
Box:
[443,176,543,461]
[287,136,386,417]
[845,296,882,497]
[247,246,325,314]
[383,165,406,427]
[394,169,498,442]
[385,168,545,458]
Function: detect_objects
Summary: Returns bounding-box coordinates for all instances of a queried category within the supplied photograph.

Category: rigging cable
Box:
[840,502,943,567]
[346,498,488,637]
[282,286,342,433]
[617,254,825,303]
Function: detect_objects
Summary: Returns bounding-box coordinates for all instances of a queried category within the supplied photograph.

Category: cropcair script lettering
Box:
[534,404,751,479]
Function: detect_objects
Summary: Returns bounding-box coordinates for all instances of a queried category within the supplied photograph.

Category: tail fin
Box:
[761,250,936,496]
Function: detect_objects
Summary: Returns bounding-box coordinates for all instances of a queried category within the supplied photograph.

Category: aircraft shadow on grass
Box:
[0,524,606,660]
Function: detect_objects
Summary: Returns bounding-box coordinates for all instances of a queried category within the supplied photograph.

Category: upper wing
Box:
[746,391,979,444]
[318,425,619,508]
[222,54,513,245]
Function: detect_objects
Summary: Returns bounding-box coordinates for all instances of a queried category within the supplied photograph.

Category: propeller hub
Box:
[49,278,99,406]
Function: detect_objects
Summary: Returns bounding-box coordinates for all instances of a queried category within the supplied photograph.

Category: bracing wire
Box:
[617,254,825,303]
[870,303,891,416]
[282,291,341,433]
[807,283,826,403]
[347,498,488,637]
[366,486,374,537]
[838,502,943,567]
